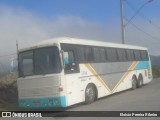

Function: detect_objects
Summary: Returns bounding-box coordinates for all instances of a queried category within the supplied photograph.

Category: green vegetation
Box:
[0,73,18,111]
[152,64,160,78]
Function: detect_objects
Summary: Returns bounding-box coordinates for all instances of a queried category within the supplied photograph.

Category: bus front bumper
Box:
[18,96,66,108]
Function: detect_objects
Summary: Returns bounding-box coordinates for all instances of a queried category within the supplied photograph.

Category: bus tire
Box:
[85,84,96,104]
[132,76,137,90]
[137,74,143,88]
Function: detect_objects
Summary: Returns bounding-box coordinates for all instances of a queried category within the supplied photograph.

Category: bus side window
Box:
[64,51,76,71]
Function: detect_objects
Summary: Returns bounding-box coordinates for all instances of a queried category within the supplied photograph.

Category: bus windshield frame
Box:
[18,46,62,77]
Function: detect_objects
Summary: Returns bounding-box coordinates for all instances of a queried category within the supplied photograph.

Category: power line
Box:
[125,17,160,42]
[0,53,16,58]
[124,0,160,47]
[124,0,154,27]
[125,0,160,30]
[145,41,160,46]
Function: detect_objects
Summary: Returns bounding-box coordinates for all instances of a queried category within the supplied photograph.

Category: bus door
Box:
[63,51,82,106]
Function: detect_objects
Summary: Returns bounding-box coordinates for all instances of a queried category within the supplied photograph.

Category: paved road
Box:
[1,78,160,120]
[67,78,160,111]
[48,78,160,120]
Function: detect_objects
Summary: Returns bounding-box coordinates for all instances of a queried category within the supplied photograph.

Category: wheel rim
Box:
[86,86,94,102]
[133,80,136,88]
[139,79,142,86]
[139,75,143,87]
[132,77,137,89]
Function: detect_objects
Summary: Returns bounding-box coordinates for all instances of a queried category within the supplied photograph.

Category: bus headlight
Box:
[49,98,59,105]
[19,100,26,105]
[53,98,59,105]
[49,99,54,104]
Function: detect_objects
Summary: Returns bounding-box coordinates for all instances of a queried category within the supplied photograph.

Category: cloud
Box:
[0,5,121,54]
[124,18,160,55]
[0,5,119,68]
[0,5,160,68]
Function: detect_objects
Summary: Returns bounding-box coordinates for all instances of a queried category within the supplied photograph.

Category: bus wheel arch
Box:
[84,83,97,104]
[132,75,137,90]
[137,74,143,88]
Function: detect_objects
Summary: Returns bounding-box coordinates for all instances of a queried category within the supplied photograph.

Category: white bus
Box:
[17,37,152,109]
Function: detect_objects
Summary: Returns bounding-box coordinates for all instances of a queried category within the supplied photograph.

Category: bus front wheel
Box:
[85,84,96,104]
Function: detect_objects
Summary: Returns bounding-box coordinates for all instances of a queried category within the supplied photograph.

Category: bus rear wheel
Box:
[132,76,137,90]
[85,84,96,104]
[137,74,143,88]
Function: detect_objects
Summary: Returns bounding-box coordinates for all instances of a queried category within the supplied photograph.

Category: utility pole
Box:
[120,0,125,44]
[16,40,19,54]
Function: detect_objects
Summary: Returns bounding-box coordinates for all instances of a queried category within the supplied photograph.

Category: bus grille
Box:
[19,86,59,97]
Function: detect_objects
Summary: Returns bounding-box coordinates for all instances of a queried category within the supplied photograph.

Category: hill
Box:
[150,55,160,78]
[150,55,160,68]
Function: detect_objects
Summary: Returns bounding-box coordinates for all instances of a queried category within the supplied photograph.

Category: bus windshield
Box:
[18,46,61,77]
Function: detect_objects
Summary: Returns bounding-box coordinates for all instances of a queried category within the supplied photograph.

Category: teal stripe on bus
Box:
[19,96,66,108]
[134,61,150,70]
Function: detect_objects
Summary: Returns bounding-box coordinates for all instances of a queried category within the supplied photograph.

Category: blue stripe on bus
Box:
[134,61,150,70]
[18,96,66,108]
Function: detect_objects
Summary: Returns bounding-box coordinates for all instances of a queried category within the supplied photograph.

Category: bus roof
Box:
[19,37,147,52]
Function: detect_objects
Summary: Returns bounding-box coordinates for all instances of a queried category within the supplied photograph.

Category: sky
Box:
[0,0,160,68]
